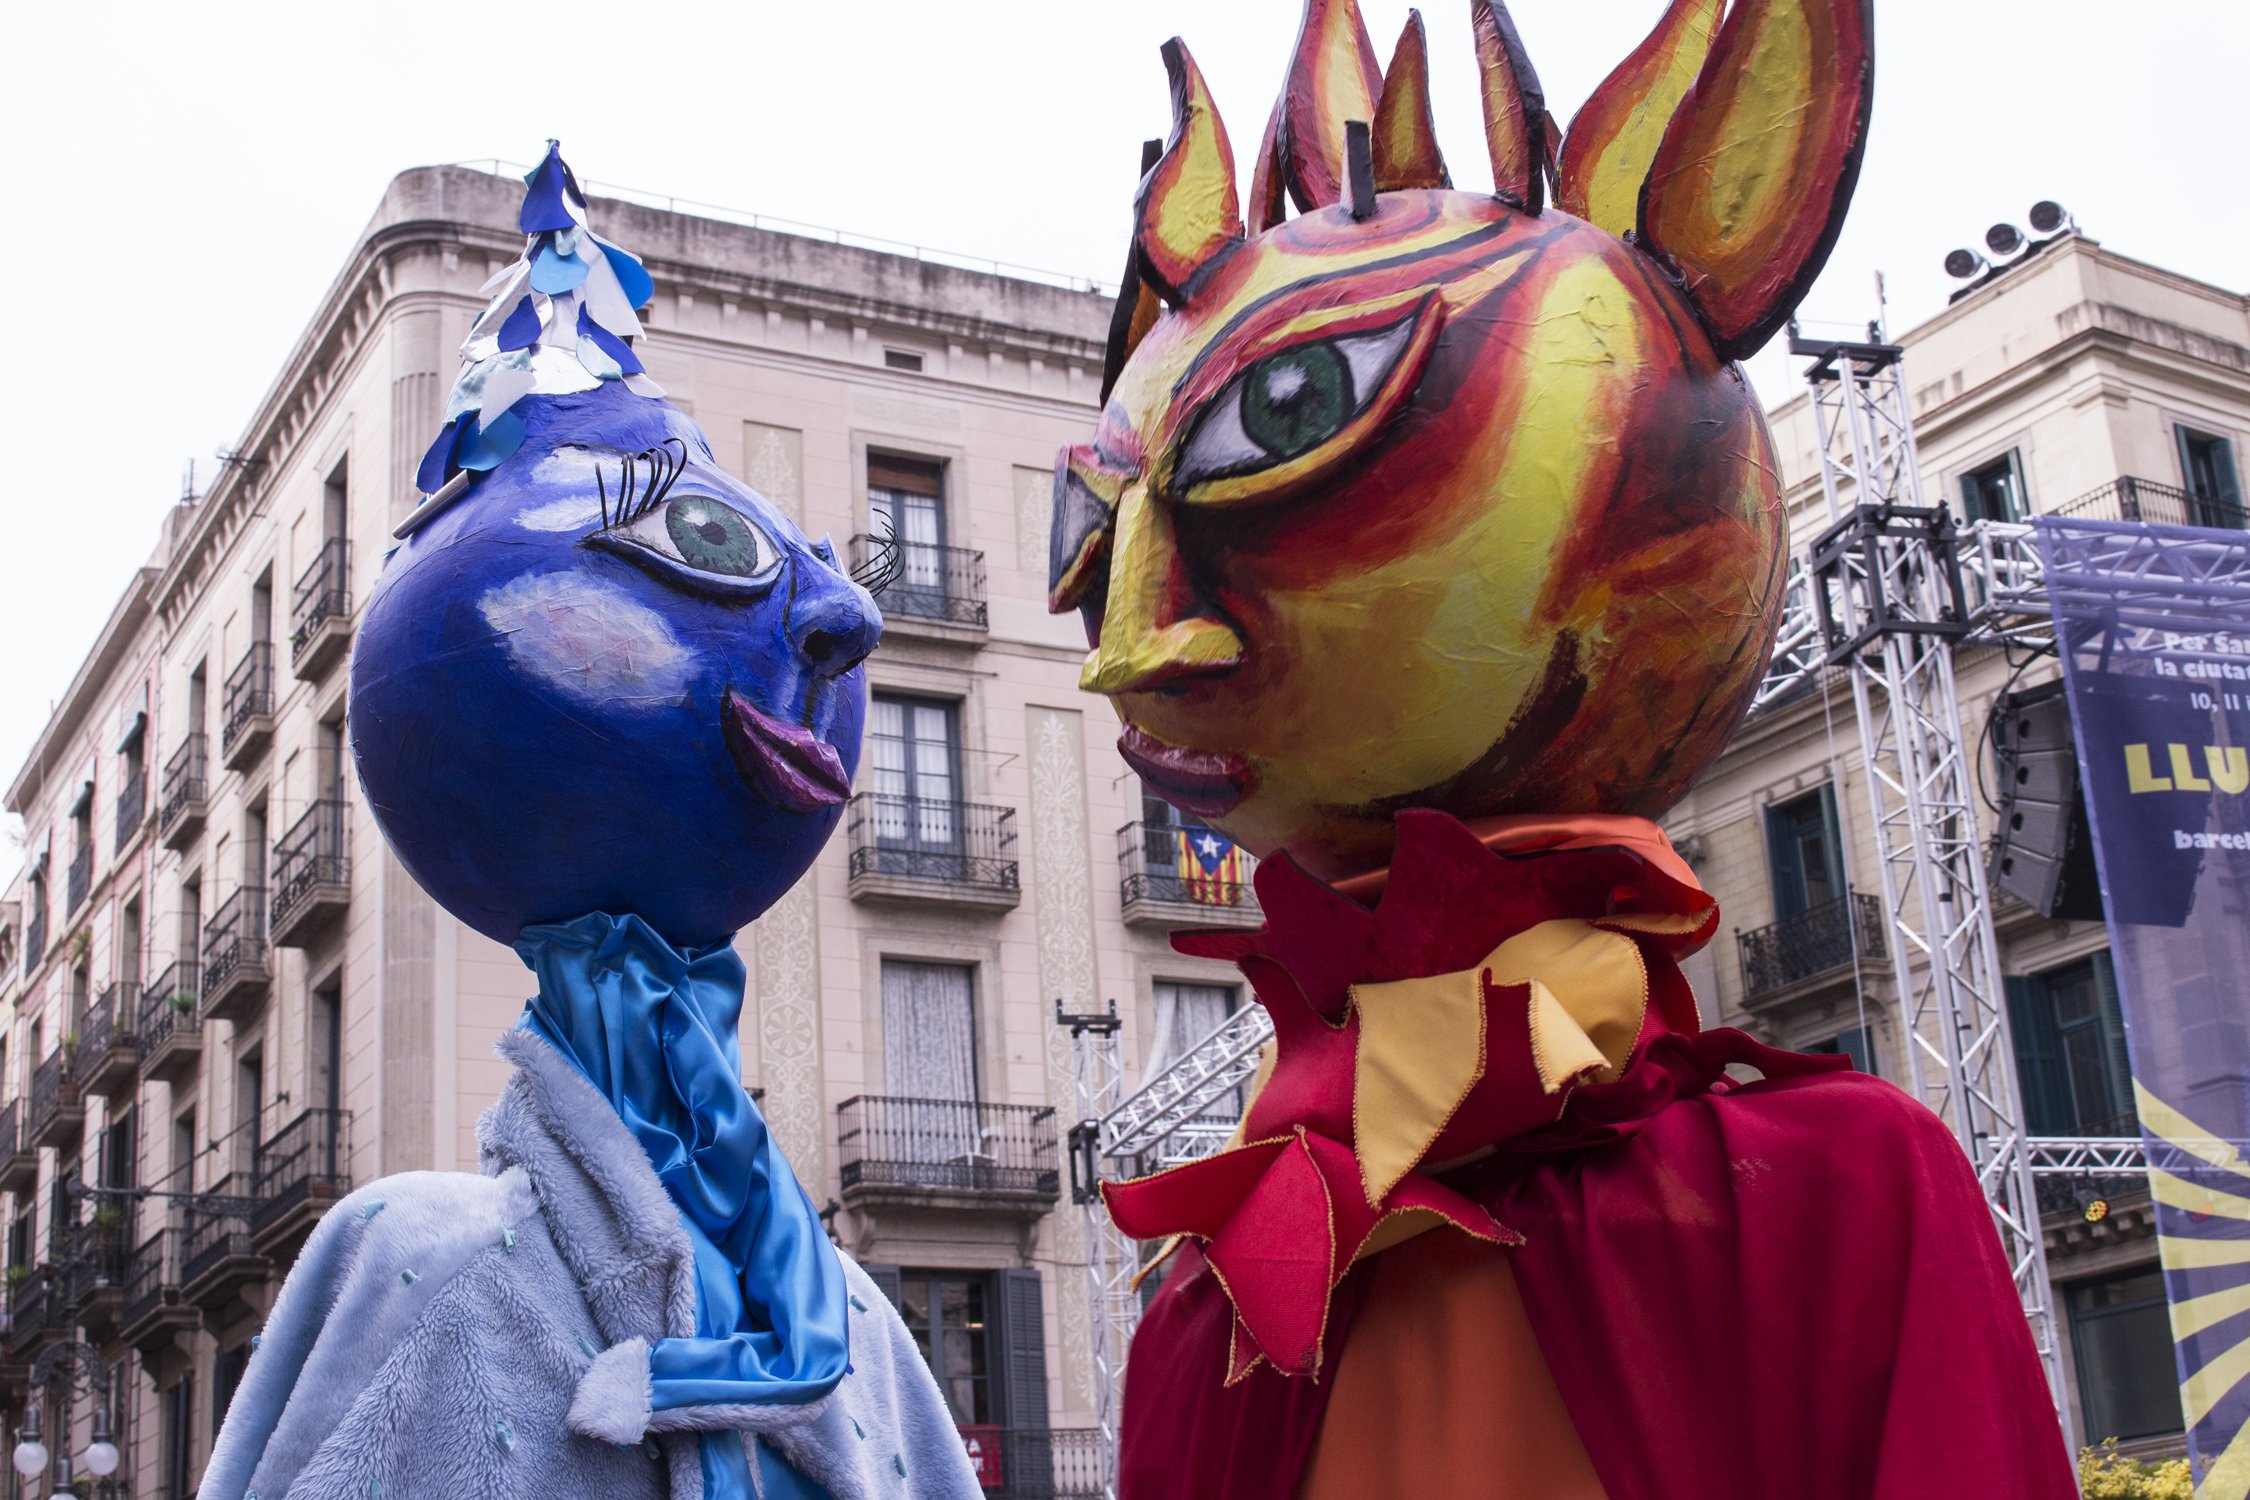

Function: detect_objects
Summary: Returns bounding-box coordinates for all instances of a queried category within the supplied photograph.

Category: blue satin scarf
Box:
[517,912,847,1500]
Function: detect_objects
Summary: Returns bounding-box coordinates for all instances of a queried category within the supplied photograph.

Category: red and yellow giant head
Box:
[1052,0,1873,879]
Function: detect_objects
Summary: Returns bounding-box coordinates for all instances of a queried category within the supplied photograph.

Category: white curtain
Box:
[1143,982,1236,1090]
[883,960,978,1100]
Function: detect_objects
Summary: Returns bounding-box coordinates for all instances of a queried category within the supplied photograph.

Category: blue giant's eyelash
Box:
[851,512,904,595]
[595,437,690,529]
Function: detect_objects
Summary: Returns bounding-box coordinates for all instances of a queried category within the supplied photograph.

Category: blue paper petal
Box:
[577,337,624,382]
[519,144,579,235]
[497,296,542,352]
[415,418,462,495]
[530,244,590,295]
[457,408,526,471]
[576,302,644,375]
[598,240,656,310]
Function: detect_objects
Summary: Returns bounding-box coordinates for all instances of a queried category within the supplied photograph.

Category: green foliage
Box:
[2079,1440,2193,1499]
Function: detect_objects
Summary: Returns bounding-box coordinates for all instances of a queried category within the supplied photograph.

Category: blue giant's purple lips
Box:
[725,689,852,812]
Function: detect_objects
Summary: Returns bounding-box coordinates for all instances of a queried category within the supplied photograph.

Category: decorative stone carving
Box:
[745,423,806,524]
[754,872,826,1194]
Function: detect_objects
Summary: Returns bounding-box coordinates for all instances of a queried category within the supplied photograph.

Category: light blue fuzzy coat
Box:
[201,1030,980,1499]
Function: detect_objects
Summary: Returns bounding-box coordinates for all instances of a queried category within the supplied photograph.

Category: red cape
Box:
[1121,1027,2075,1500]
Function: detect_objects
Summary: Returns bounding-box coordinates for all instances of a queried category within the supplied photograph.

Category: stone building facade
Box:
[0,165,1261,1498]
[1665,233,2250,1455]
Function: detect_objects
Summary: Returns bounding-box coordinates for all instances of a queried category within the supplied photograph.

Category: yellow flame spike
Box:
[1271,0,1383,213]
[1133,39,1245,305]
[1246,100,1291,236]
[1372,11,1450,192]
[1557,0,1722,235]
[1471,0,1553,213]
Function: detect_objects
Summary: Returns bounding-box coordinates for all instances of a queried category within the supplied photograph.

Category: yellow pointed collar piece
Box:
[1348,918,1650,1208]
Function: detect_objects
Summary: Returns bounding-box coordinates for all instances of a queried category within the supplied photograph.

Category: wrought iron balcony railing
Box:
[291,537,352,665]
[222,640,275,758]
[271,799,350,940]
[66,841,92,916]
[847,535,989,628]
[2057,475,2249,532]
[140,960,203,1053]
[1736,891,1887,1003]
[251,1108,352,1236]
[837,1095,1060,1199]
[159,733,207,843]
[81,983,141,1095]
[121,1229,178,1333]
[845,795,1019,894]
[181,1181,257,1288]
[201,886,268,1005]
[0,1099,20,1161]
[1117,821,1258,913]
[115,763,146,853]
[28,1048,78,1139]
[5,1263,63,1354]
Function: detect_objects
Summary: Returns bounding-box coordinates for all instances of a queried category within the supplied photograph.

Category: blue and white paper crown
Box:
[413,142,663,498]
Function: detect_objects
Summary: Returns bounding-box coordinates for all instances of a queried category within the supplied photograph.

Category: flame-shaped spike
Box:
[1133,39,1245,305]
[1372,10,1449,192]
[1246,104,1291,235]
[1557,0,1723,235]
[1471,0,1554,213]
[1264,0,1384,216]
[1639,0,1876,359]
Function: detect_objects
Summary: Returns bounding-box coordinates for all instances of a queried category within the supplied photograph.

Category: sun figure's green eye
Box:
[663,497,768,576]
[1239,344,1352,460]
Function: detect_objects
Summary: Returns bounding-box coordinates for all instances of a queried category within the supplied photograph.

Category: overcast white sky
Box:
[1,0,2243,850]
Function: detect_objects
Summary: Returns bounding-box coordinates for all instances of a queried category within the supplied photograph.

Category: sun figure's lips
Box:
[1117,725,1254,819]
[725,689,852,813]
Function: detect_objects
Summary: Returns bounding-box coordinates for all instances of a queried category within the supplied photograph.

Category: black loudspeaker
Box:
[1989,685,2105,921]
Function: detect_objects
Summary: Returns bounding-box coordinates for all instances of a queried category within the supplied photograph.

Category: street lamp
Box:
[10,1403,47,1479]
[14,1339,116,1492]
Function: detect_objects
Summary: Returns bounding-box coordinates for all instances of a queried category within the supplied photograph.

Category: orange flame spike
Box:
[1246,103,1291,236]
[1472,0,1554,213]
[1133,39,1245,305]
[1558,0,1722,236]
[1372,10,1449,192]
[1269,0,1383,214]
[1638,0,1875,360]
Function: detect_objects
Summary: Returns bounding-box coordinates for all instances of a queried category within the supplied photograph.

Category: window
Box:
[1765,787,1846,918]
[869,694,963,863]
[322,456,350,542]
[1807,1026,1876,1074]
[6,1211,29,1272]
[162,1373,195,1499]
[179,874,203,974]
[1959,450,2027,525]
[310,973,343,1117]
[187,662,207,737]
[2069,1270,2180,1442]
[2008,952,2134,1136]
[882,960,977,1103]
[213,1342,251,1439]
[121,896,143,988]
[173,1109,197,1189]
[883,349,925,373]
[1145,981,1240,1087]
[2178,425,2245,529]
[244,802,268,897]
[237,1050,265,1147]
[899,1272,992,1423]
[867,455,959,620]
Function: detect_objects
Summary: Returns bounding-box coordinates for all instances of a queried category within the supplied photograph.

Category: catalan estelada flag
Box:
[1176,827,1245,905]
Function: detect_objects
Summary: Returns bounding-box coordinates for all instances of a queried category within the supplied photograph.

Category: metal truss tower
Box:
[1056,1001,1132,1499]
[1794,331,2066,1427]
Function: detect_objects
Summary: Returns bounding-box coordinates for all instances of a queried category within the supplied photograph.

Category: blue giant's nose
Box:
[792,567,882,678]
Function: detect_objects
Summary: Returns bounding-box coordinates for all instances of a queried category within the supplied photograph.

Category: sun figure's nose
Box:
[1081,486,1246,695]
[792,569,883,677]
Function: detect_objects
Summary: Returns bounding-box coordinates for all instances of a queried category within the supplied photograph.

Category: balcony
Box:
[0,1100,32,1195]
[967,1427,1106,1500]
[249,1108,352,1255]
[4,1265,66,1359]
[200,888,271,1025]
[1736,891,1888,1007]
[845,795,1021,911]
[2057,474,2248,531]
[1117,821,1263,932]
[79,983,141,1097]
[65,842,92,917]
[221,641,275,770]
[836,1096,1059,1214]
[270,800,350,948]
[138,962,204,1083]
[26,1049,82,1151]
[114,764,146,854]
[120,1230,197,1354]
[180,1178,267,1313]
[290,537,353,680]
[63,1211,131,1339]
[848,534,988,636]
[158,735,208,850]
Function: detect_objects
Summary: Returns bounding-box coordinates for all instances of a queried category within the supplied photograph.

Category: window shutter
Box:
[2006,975,2069,1134]
[1764,803,1806,917]
[997,1268,1052,1491]
[861,1262,904,1314]
[2090,950,2137,1130]
[867,454,943,496]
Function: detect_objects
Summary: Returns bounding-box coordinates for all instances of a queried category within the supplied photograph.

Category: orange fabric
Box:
[1297,1229,1607,1500]
[1336,814,1702,906]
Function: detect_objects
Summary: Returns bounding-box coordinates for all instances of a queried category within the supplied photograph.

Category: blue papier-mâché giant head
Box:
[350,144,882,948]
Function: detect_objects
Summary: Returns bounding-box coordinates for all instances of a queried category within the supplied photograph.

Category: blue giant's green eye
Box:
[664,496,768,576]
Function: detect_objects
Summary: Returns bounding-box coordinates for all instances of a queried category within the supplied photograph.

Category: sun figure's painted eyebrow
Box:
[595,437,690,529]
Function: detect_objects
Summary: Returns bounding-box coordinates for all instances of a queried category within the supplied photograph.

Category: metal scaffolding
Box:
[1059,327,2198,1476]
